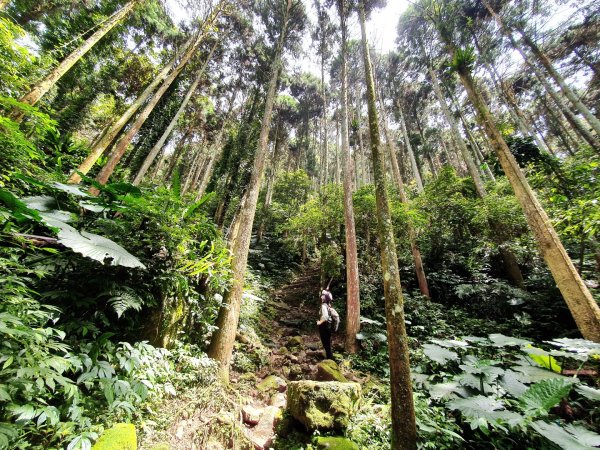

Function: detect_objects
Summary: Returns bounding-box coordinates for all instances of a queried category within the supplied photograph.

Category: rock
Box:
[216,411,235,425]
[314,436,360,449]
[287,354,299,363]
[316,360,348,382]
[288,365,303,380]
[149,445,170,450]
[205,440,225,450]
[278,346,289,355]
[91,423,136,450]
[257,375,287,393]
[270,392,287,408]
[242,405,262,426]
[287,381,361,430]
[286,336,304,348]
[306,341,321,350]
[244,405,282,450]
[239,372,257,383]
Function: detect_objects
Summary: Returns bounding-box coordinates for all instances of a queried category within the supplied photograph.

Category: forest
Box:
[0,0,599,448]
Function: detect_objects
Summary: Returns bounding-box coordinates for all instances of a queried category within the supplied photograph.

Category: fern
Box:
[106,288,144,318]
[520,378,576,417]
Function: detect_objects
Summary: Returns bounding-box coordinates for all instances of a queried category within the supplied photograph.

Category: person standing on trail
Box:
[317,288,334,360]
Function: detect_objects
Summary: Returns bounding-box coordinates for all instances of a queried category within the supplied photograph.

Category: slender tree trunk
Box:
[338,1,361,354]
[69,39,193,184]
[208,0,293,381]
[163,130,191,182]
[381,102,430,299]
[335,119,340,184]
[397,106,423,192]
[429,66,486,198]
[257,124,282,243]
[359,2,417,448]
[91,30,211,191]
[17,0,138,109]
[181,148,204,195]
[517,31,600,138]
[441,35,600,341]
[132,43,216,185]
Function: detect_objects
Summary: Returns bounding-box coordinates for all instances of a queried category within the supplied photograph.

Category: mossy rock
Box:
[286,336,304,348]
[149,444,170,450]
[314,436,359,449]
[257,374,286,393]
[287,381,361,430]
[315,360,348,382]
[92,423,136,450]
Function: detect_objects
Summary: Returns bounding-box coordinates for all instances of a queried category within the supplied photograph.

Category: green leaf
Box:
[512,365,565,383]
[499,370,528,397]
[42,216,145,268]
[524,345,562,372]
[488,333,531,347]
[575,385,600,401]
[531,421,600,450]
[447,395,524,430]
[428,382,470,400]
[423,343,459,364]
[520,378,576,416]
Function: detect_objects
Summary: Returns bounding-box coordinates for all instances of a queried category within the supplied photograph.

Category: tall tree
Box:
[90,28,212,190]
[358,0,417,448]
[17,0,140,109]
[132,41,218,185]
[337,0,361,354]
[421,0,600,342]
[68,37,194,184]
[208,0,306,381]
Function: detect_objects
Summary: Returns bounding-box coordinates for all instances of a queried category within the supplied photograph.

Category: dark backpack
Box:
[326,304,340,332]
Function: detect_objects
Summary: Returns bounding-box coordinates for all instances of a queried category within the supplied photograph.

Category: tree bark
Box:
[208,0,294,382]
[359,2,417,448]
[68,38,193,184]
[443,37,600,341]
[132,42,217,185]
[17,0,138,109]
[338,0,361,354]
[397,106,423,192]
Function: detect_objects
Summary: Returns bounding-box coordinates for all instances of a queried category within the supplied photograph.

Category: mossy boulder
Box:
[315,360,348,382]
[286,336,304,348]
[257,375,287,393]
[92,423,136,450]
[314,436,360,449]
[287,381,361,430]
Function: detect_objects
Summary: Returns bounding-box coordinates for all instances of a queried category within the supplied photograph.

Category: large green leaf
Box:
[520,378,576,416]
[447,395,524,430]
[488,333,531,347]
[499,370,528,397]
[428,381,470,400]
[531,421,600,450]
[423,343,459,364]
[42,216,145,269]
[512,365,565,383]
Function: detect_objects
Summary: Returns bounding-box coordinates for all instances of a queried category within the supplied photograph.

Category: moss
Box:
[316,360,348,382]
[257,375,286,393]
[91,423,136,450]
[286,336,304,348]
[287,381,361,430]
[314,436,359,450]
[149,444,170,450]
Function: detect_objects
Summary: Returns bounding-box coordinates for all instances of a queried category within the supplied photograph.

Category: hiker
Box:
[317,288,335,360]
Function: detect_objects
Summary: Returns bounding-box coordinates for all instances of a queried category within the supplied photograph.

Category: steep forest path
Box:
[236,264,351,449]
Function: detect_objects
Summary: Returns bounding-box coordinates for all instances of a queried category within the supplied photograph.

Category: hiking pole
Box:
[326,277,333,290]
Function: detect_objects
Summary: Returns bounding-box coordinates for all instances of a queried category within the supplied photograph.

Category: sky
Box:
[164,0,410,67]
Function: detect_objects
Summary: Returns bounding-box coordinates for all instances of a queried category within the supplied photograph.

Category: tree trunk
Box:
[518,31,600,138]
[359,2,417,448]
[91,30,211,190]
[381,102,431,299]
[208,0,293,382]
[444,37,600,341]
[429,66,486,198]
[17,0,138,109]
[69,38,193,184]
[481,1,600,153]
[132,42,216,185]
[338,0,361,354]
[257,123,282,243]
[397,106,423,192]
